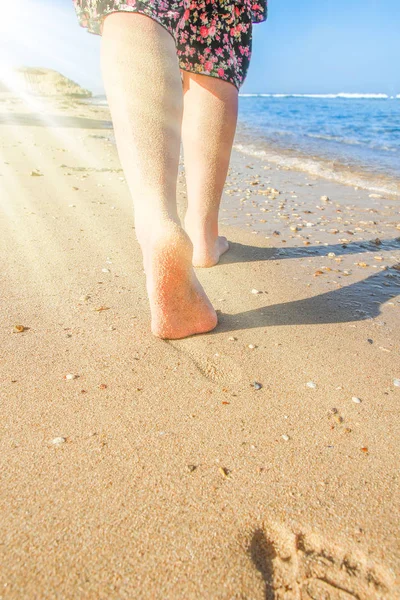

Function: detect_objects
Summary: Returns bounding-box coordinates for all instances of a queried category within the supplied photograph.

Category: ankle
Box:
[135,215,182,247]
[184,211,218,242]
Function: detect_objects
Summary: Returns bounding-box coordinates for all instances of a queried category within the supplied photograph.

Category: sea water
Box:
[236,94,400,195]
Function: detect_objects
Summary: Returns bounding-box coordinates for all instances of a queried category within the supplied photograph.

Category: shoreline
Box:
[234,122,400,200]
[84,95,400,199]
[1,92,399,598]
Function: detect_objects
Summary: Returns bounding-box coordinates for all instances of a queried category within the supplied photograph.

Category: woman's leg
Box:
[101,13,217,339]
[181,72,238,267]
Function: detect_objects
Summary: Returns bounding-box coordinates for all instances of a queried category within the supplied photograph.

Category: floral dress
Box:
[72,1,268,89]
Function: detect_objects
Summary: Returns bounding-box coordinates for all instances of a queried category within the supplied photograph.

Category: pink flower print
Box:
[72,0,265,89]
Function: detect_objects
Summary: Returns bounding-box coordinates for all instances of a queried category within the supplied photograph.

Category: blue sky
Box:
[1,0,399,95]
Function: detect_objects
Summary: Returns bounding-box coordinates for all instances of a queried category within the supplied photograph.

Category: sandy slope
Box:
[0,94,399,599]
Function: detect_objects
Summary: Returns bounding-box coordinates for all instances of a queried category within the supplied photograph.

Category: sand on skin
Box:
[0,93,400,599]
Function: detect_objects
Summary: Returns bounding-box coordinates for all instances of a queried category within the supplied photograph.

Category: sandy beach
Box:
[1,91,400,599]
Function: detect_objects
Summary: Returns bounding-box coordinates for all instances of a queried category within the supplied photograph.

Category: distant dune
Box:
[0,67,92,98]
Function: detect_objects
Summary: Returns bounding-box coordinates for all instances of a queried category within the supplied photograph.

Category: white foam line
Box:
[238,93,396,99]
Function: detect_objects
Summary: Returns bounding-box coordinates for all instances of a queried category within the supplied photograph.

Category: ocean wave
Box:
[304,133,399,152]
[238,93,396,99]
[233,142,400,197]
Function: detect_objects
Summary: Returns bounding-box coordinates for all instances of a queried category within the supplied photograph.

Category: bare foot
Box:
[141,222,218,339]
[191,235,229,268]
[184,216,229,267]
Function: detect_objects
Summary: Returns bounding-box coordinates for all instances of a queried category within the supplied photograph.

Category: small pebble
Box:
[306,381,317,389]
[282,434,290,441]
[352,397,362,404]
[219,466,230,478]
[51,437,66,445]
[251,289,262,294]
[248,344,256,349]
[394,379,400,388]
[228,336,237,341]
[101,268,110,273]
[65,373,78,380]
[253,382,263,390]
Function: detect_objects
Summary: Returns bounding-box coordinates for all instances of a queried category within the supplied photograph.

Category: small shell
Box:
[65,373,78,380]
[306,381,317,389]
[51,437,66,445]
[282,434,290,441]
[352,397,362,404]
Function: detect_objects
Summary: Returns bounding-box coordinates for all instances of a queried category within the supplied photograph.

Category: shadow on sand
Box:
[216,238,400,331]
[0,112,112,130]
[220,238,400,265]
[249,529,277,600]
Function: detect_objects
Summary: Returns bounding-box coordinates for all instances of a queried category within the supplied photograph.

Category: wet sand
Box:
[1,93,400,599]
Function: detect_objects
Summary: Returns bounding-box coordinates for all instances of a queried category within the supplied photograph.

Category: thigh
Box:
[180,70,239,104]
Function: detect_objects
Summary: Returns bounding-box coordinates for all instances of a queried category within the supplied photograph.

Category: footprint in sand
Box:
[167,341,245,385]
[245,523,398,600]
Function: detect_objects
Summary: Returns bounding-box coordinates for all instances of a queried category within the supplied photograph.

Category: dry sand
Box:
[0,93,400,599]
